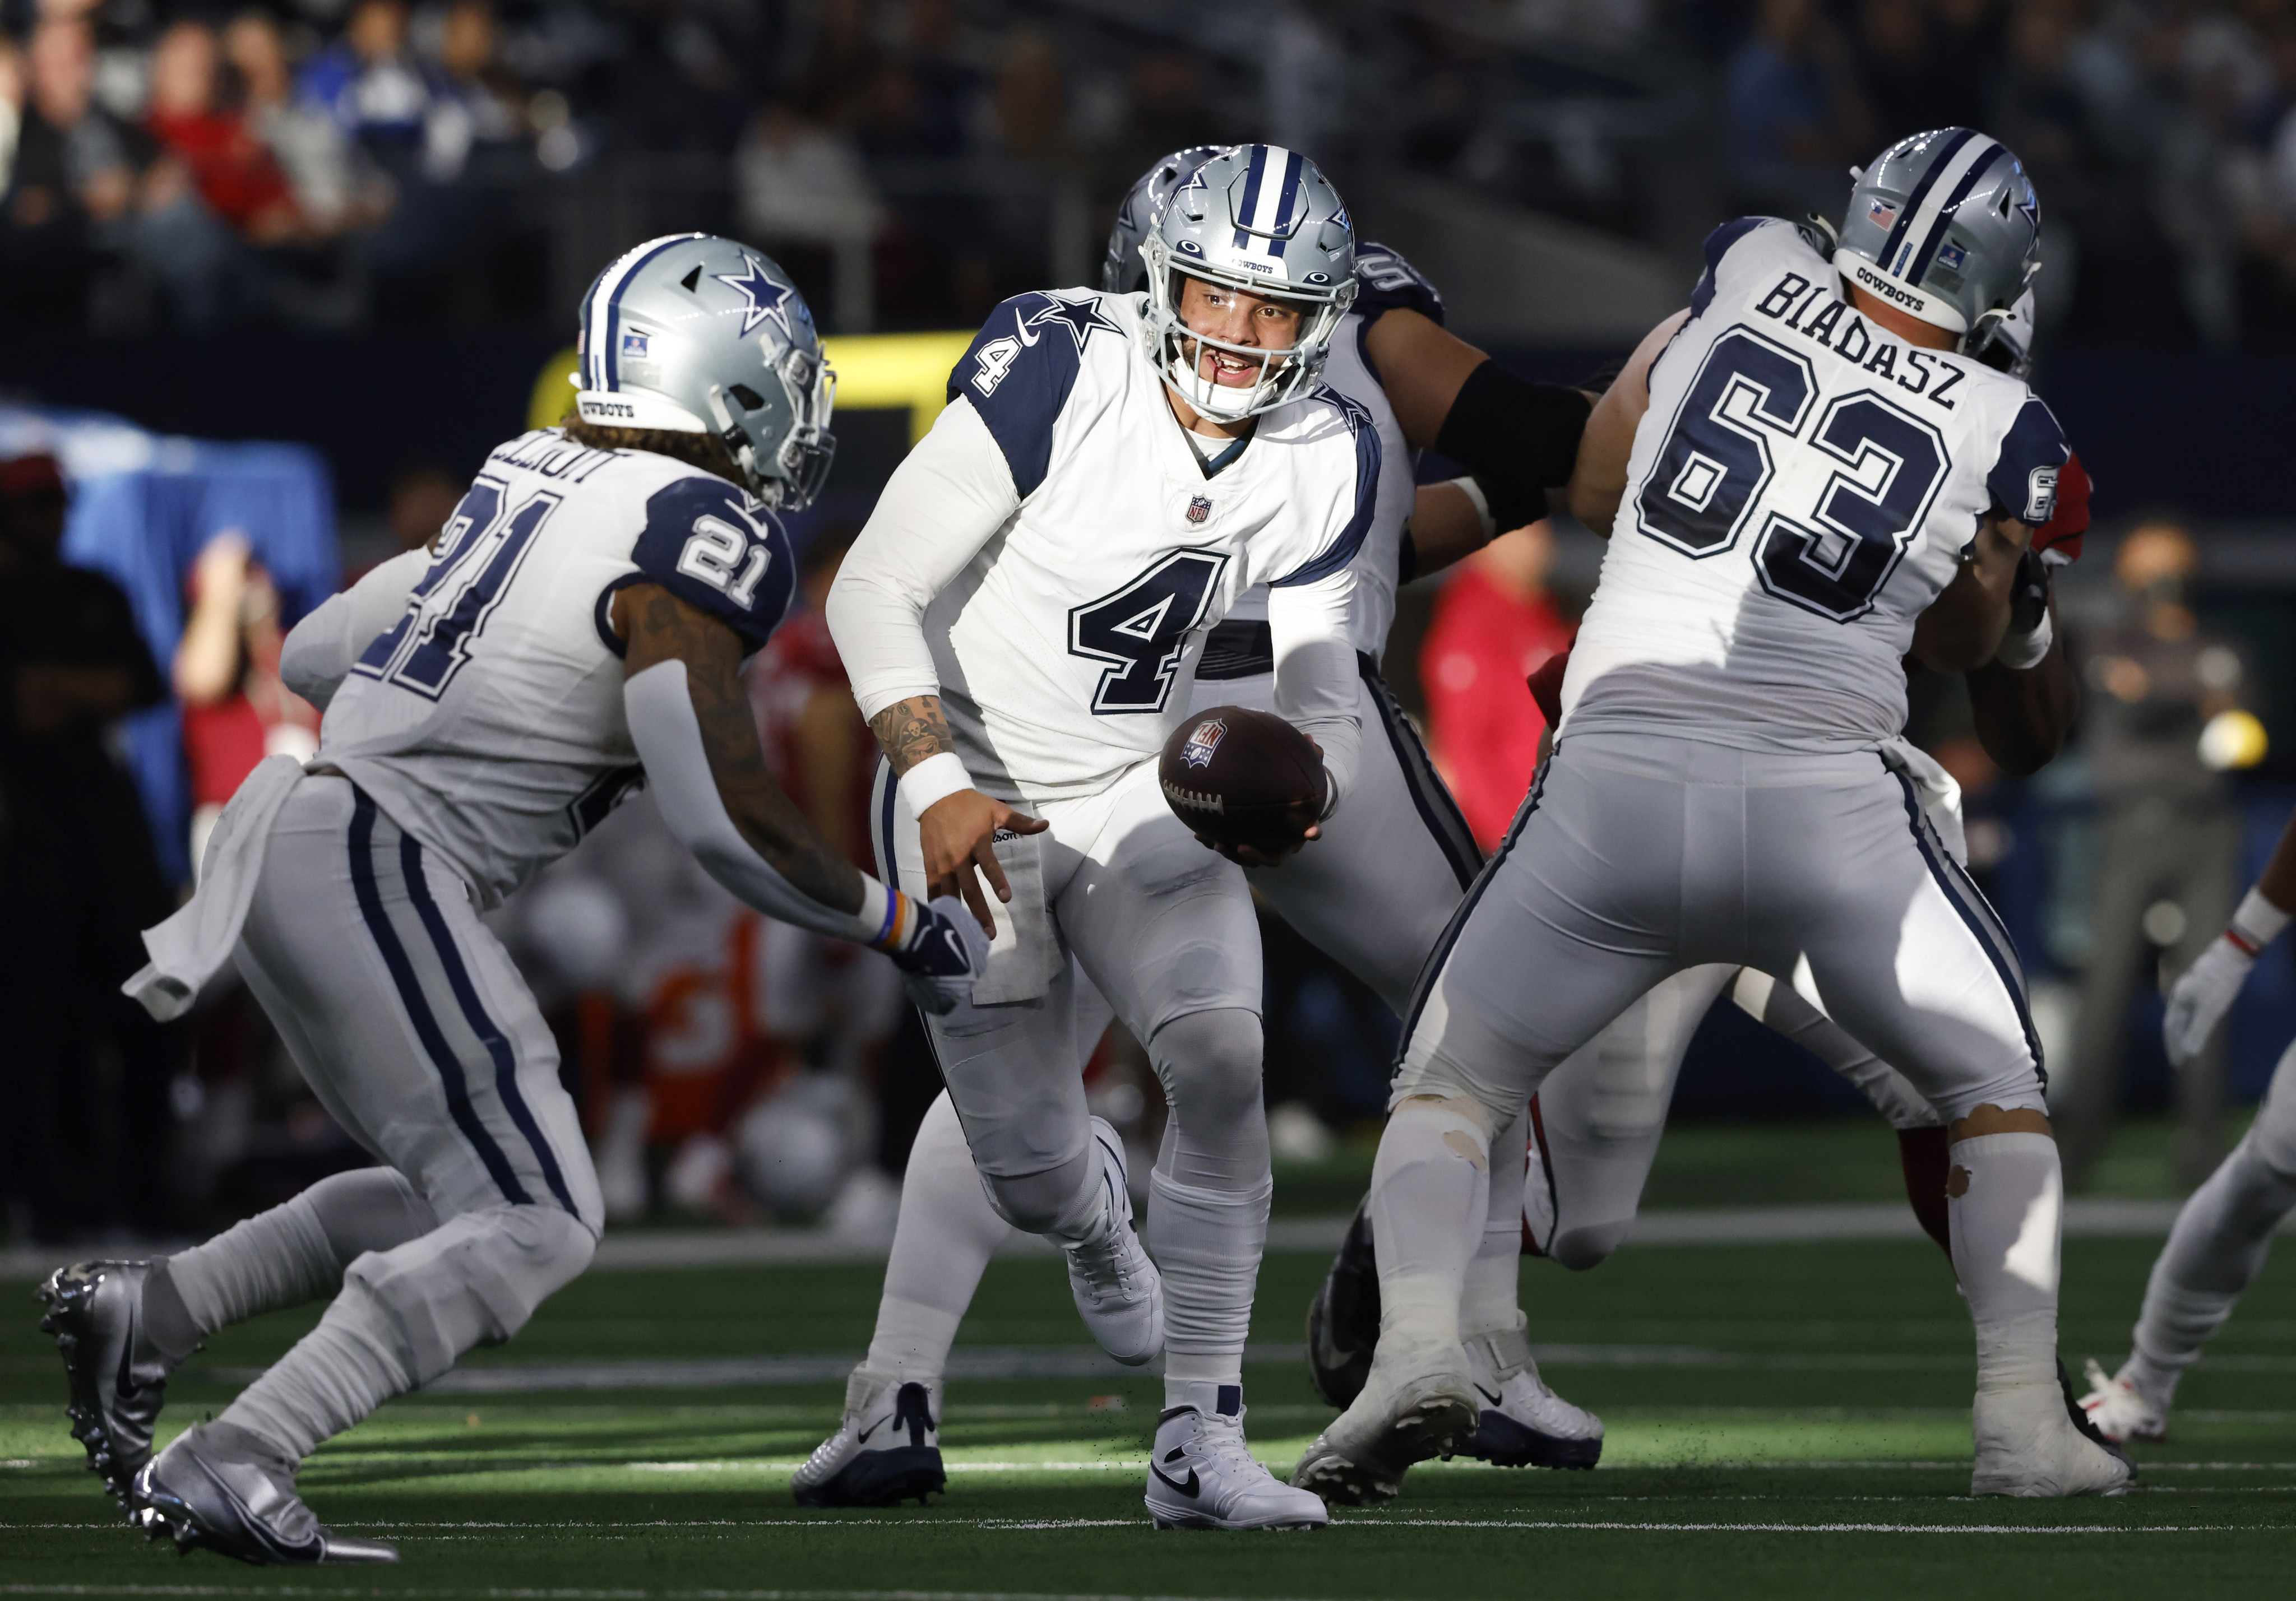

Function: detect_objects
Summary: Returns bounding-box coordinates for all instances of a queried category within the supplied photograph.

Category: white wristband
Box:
[1993,607,2053,671]
[2229,887,2292,956]
[899,750,975,818]
[1448,476,1498,541]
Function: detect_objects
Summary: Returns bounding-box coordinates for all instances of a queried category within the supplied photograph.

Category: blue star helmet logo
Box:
[2017,193,2041,233]
[714,257,797,340]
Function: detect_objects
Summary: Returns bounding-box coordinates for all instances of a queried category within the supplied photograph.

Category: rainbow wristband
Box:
[868,888,916,954]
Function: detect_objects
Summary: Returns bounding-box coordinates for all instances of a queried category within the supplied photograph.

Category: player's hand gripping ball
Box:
[1160,706,1328,866]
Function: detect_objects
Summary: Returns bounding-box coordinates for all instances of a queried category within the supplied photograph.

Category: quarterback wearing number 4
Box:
[827,143,1376,1530]
[1307,126,2131,1502]
[36,234,984,1566]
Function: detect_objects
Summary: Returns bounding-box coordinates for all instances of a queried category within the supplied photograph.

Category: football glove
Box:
[885,894,990,1017]
[2164,935,2251,1069]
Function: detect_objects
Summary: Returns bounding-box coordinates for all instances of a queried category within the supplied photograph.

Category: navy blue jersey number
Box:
[1068,550,1229,713]
[355,477,559,699]
[1635,327,1814,557]
[1753,393,1947,621]
[1636,324,1949,623]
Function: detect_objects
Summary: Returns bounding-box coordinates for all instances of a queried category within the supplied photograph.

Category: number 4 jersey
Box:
[317,429,796,907]
[1564,216,2069,753]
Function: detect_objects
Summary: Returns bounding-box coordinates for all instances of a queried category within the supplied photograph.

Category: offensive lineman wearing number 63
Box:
[826,143,1376,1529]
[36,234,987,1566]
[1302,126,2132,1501]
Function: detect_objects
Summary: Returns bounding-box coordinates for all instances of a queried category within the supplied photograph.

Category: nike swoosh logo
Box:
[856,1419,883,1444]
[1013,306,1040,347]
[1149,1463,1200,1497]
[1474,1385,1501,1405]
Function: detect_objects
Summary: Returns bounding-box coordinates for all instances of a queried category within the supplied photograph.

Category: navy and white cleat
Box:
[792,1368,947,1507]
[36,1260,174,1513]
[1454,1321,1603,1470]
[1304,1205,1378,1410]
[1145,1394,1327,1530]
[132,1426,397,1564]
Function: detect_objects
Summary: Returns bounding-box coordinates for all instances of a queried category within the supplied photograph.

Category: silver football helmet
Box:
[1834,127,2040,343]
[1102,145,1222,295]
[575,233,835,511]
[1138,143,1358,420]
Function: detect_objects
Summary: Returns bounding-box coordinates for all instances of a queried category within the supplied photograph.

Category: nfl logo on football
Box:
[1181,717,1226,768]
[1186,494,1212,525]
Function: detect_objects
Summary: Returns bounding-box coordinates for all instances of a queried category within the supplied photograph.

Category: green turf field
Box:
[4,1122,2292,1600]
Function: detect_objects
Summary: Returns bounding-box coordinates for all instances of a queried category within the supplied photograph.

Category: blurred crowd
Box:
[10,0,2296,343]
[1712,0,2296,345]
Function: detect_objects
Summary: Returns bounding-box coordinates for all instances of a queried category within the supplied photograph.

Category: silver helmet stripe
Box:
[591,234,701,391]
[1887,133,2001,281]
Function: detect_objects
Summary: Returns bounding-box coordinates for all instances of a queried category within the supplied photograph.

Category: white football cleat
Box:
[1063,1118,1163,1366]
[1291,1331,1477,1506]
[2077,1358,2169,1445]
[790,1367,946,1507]
[1145,1394,1328,1530]
[1971,1380,2135,1497]
[1455,1321,1604,1469]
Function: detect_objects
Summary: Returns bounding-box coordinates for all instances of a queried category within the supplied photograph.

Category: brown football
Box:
[1159,704,1327,854]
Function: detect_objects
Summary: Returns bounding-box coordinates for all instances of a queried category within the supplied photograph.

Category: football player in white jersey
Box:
[823,144,1404,1531]
[1298,127,2131,1504]
[36,235,984,1565]
[790,147,1608,1512]
[2080,808,2296,1443]
[1307,296,2098,1427]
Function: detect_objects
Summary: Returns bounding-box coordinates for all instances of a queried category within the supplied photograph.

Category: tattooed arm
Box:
[617,582,862,915]
[862,691,1047,934]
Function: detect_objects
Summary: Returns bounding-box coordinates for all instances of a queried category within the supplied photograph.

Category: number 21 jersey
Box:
[318,430,797,907]
[1563,217,2068,753]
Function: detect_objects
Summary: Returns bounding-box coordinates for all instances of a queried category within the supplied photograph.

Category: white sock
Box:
[1460,1107,1526,1340]
[1368,1098,1489,1356]
[2126,1131,2296,1405]
[1151,1170,1270,1410]
[1948,1131,2061,1393]
[161,1167,434,1340]
[863,1095,1012,1383]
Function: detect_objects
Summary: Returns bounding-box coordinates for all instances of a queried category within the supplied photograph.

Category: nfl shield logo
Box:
[1181,717,1226,769]
[1187,495,1212,525]
[1937,240,1967,271]
[621,328,650,359]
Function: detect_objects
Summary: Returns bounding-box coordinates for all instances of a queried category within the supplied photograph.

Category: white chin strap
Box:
[1169,354,1271,419]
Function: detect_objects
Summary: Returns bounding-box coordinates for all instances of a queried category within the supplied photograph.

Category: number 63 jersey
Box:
[317,429,797,908]
[1563,217,2069,754]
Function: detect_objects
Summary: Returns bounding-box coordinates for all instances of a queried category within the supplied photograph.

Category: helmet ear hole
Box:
[729,383,766,410]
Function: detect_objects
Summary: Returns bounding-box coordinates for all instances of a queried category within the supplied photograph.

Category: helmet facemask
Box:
[1141,237,1353,421]
[709,342,837,511]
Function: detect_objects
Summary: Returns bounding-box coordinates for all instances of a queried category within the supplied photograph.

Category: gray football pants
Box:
[1395,733,2047,1130]
[234,777,602,1393]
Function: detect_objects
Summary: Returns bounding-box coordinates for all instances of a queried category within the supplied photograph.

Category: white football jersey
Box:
[1563,217,2070,753]
[892,287,1378,801]
[1221,242,1442,660]
[318,430,797,907]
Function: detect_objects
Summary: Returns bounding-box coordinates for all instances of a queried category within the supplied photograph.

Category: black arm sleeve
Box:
[1432,360,1593,532]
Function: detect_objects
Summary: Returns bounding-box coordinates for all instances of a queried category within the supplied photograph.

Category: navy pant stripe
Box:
[1891,772,2047,1090]
[1395,750,1550,1066]
[346,788,532,1206]
[1359,653,1483,892]
[399,830,580,1215]
[875,756,899,884]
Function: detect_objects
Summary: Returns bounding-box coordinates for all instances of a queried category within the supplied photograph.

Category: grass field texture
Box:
[3,1121,2292,1600]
